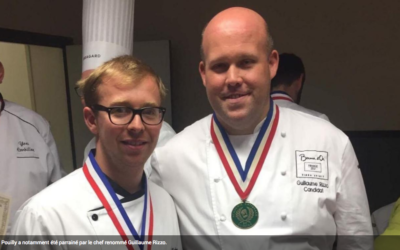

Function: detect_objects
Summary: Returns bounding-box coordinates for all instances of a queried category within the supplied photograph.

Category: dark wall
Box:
[1,0,400,132]
[134,0,400,132]
[347,131,400,212]
[0,0,82,44]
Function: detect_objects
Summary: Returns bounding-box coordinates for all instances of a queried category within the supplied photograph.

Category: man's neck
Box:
[216,102,270,136]
[94,151,144,194]
[272,86,297,102]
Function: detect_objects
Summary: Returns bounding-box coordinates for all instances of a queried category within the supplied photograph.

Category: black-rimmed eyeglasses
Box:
[91,104,166,125]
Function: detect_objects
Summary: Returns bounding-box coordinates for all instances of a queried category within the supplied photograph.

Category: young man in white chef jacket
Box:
[11,56,181,250]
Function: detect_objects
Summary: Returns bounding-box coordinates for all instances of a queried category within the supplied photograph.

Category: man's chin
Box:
[221,109,250,123]
[122,155,149,168]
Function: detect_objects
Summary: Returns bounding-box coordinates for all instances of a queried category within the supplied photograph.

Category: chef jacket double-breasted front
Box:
[151,105,372,250]
[12,165,182,250]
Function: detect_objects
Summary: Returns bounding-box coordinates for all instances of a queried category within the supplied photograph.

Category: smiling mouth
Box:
[122,141,147,146]
[224,93,249,100]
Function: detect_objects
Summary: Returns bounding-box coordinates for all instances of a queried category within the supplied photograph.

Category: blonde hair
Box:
[77,55,167,107]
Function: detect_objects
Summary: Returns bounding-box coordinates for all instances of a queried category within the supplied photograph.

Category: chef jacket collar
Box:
[0,92,4,113]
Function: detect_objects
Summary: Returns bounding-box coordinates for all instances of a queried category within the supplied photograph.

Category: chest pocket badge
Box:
[295,150,328,180]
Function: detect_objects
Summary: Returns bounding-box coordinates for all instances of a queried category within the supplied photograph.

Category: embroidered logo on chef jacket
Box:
[295,150,328,180]
[16,140,38,159]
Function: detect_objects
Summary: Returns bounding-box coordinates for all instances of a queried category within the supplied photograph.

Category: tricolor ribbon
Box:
[271,91,294,102]
[83,151,153,250]
[211,99,279,201]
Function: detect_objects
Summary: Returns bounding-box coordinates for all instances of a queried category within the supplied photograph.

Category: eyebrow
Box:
[109,101,158,108]
[209,53,258,65]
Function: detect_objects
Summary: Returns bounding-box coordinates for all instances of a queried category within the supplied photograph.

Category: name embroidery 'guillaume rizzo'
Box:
[295,150,329,193]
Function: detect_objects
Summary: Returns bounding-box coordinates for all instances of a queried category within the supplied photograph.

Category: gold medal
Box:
[231,202,259,229]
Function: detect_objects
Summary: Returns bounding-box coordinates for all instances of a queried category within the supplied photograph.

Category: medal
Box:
[211,99,279,229]
[232,202,259,229]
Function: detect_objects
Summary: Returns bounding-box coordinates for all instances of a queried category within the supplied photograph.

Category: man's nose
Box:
[127,113,145,133]
[225,66,243,86]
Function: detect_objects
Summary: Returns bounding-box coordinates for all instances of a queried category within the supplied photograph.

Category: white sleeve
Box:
[335,140,373,249]
[156,122,176,148]
[148,150,164,188]
[12,207,47,236]
[169,206,182,250]
[145,124,175,179]
[11,207,63,250]
[319,113,330,122]
[42,124,64,181]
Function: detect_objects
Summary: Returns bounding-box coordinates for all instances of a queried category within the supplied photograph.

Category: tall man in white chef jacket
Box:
[150,7,372,250]
[270,53,330,121]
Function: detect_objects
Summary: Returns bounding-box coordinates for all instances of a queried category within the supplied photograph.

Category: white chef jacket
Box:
[11,157,181,250]
[271,91,330,121]
[0,100,62,235]
[83,121,176,176]
[150,105,372,250]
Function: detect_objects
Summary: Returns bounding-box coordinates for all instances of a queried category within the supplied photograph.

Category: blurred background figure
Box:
[271,53,329,121]
[374,197,400,250]
[0,60,63,236]
[372,200,397,235]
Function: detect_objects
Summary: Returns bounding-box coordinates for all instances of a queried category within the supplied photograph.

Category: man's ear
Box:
[296,73,305,92]
[0,62,5,83]
[81,69,94,80]
[268,50,279,79]
[83,107,98,135]
[199,61,207,87]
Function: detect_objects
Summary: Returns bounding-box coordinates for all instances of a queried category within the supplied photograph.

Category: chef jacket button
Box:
[281,171,286,176]
[281,213,287,221]
[281,132,286,138]
[214,178,220,183]
[92,214,98,221]
[220,215,226,221]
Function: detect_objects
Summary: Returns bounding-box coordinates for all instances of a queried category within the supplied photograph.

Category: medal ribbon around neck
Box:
[270,91,294,102]
[83,152,153,250]
[211,100,280,201]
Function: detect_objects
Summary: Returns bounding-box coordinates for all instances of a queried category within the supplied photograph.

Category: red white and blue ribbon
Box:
[83,152,153,250]
[271,91,294,102]
[210,99,280,201]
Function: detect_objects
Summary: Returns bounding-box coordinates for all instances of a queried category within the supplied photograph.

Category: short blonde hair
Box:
[77,55,167,107]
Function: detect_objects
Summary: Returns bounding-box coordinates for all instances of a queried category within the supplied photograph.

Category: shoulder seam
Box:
[3,109,40,134]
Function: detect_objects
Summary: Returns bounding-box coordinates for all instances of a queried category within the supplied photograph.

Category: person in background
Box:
[371,201,396,235]
[150,7,372,250]
[270,53,329,121]
[11,56,181,249]
[374,197,400,250]
[0,60,63,236]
